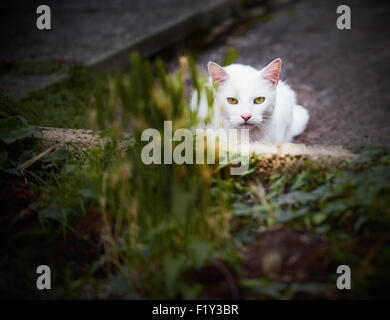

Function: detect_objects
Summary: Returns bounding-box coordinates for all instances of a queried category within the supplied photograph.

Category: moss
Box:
[0,66,109,129]
[0,60,71,76]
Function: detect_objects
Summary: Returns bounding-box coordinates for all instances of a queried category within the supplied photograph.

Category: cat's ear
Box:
[208,61,228,86]
[260,58,282,86]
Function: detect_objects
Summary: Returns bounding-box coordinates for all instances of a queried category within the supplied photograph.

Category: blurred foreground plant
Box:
[90,52,238,298]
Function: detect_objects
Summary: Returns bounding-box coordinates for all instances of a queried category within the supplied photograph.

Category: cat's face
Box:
[208,59,281,131]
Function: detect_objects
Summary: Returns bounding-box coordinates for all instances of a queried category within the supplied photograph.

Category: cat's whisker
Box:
[260,120,272,127]
[258,121,272,132]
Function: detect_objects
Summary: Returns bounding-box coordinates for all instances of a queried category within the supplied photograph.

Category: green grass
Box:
[0,60,71,76]
[1,53,390,299]
[0,66,109,129]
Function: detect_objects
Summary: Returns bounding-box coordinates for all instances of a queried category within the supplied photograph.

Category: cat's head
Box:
[208,58,281,130]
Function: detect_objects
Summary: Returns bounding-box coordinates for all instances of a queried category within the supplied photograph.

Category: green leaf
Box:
[353,148,385,164]
[312,212,328,225]
[276,207,308,223]
[43,149,71,162]
[0,167,21,176]
[180,283,202,299]
[38,203,68,225]
[239,167,255,177]
[354,215,368,232]
[223,49,238,66]
[106,275,134,295]
[172,183,198,219]
[0,116,42,144]
[240,278,286,298]
[190,239,209,268]
[289,283,327,296]
[321,201,347,215]
[232,203,263,216]
[291,171,308,190]
[78,189,95,199]
[163,254,186,297]
[315,225,329,234]
[276,191,318,205]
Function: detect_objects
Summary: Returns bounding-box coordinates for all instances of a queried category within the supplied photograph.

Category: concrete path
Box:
[195,0,390,147]
[0,0,239,97]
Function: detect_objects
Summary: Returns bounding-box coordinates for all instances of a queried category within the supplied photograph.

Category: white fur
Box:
[191,60,309,143]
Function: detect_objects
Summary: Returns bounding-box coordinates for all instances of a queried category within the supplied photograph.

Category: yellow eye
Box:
[254,97,265,104]
[227,97,238,105]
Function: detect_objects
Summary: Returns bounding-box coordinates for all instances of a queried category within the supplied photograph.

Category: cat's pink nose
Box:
[241,114,252,122]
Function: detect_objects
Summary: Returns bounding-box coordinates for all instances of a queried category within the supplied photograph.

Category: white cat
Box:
[192,59,309,143]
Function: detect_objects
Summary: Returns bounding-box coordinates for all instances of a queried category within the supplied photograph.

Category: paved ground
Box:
[0,0,239,97]
[195,0,390,146]
[1,0,389,147]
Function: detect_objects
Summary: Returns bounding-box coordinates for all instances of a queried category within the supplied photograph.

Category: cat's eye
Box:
[227,97,238,105]
[254,97,265,104]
